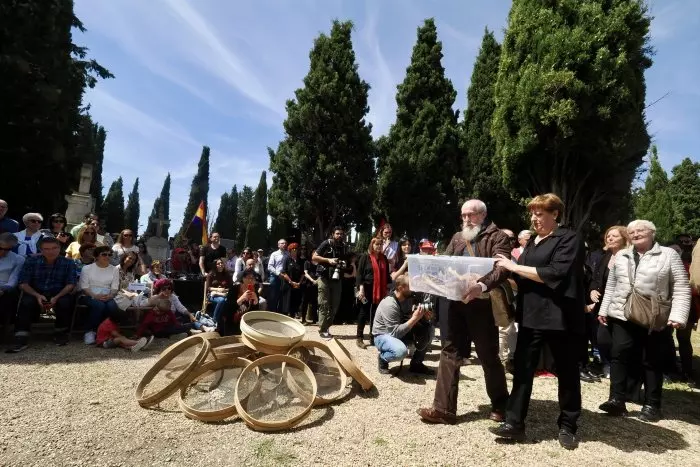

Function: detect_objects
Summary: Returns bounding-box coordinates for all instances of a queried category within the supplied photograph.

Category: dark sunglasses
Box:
[99,252,112,257]
[122,233,133,237]
[28,219,41,223]
[52,219,66,223]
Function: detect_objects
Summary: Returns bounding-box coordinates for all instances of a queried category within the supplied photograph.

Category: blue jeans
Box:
[374,334,408,363]
[209,296,226,324]
[84,296,119,331]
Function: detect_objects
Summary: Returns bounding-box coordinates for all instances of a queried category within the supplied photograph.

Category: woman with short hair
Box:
[13,213,45,257]
[597,219,690,422]
[48,213,73,255]
[79,245,120,345]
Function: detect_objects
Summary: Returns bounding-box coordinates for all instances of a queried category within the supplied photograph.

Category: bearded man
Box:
[418,199,512,424]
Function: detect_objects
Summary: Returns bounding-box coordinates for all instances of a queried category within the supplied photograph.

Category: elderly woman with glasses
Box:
[79,245,120,345]
[13,213,45,257]
[597,220,691,423]
[65,225,101,259]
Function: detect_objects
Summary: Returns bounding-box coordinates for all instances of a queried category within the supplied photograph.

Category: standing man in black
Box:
[199,232,226,276]
[418,200,512,424]
[313,226,347,340]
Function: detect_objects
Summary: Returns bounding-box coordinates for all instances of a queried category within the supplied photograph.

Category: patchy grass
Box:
[251,439,297,466]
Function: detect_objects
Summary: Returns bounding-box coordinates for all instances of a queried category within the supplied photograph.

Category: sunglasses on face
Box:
[52,219,66,223]
[123,233,132,237]
[99,252,112,257]
[28,219,41,223]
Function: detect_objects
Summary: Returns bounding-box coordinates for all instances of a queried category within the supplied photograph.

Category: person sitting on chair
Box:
[6,237,77,352]
[0,233,25,324]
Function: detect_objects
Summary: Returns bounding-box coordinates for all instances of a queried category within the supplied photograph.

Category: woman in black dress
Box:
[280,243,305,317]
[489,193,585,450]
[355,237,391,348]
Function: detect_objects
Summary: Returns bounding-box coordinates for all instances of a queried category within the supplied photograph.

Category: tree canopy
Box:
[493,0,652,231]
[145,173,171,238]
[102,177,124,234]
[667,158,700,239]
[375,18,460,240]
[269,20,375,243]
[235,185,254,249]
[245,171,269,250]
[213,185,238,240]
[177,146,210,245]
[123,178,140,235]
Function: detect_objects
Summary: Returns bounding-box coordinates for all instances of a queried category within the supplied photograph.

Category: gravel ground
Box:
[1,325,699,467]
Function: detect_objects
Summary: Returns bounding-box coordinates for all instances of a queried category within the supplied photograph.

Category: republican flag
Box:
[190,201,208,245]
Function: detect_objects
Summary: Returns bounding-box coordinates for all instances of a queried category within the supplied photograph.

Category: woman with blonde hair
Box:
[65,224,101,259]
[598,220,690,422]
[589,225,630,378]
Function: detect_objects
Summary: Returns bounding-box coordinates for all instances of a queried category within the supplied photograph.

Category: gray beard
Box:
[461,225,481,243]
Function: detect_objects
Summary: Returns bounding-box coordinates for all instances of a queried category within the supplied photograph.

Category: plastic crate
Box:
[406,254,496,301]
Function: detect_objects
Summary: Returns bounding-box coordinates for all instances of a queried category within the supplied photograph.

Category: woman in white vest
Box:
[13,213,45,257]
[597,219,690,423]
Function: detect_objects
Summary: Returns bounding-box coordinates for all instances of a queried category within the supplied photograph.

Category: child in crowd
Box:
[149,278,216,332]
[96,313,153,352]
[138,297,195,338]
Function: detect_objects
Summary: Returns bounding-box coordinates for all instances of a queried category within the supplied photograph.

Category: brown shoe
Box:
[356,338,367,349]
[489,410,505,422]
[417,407,456,425]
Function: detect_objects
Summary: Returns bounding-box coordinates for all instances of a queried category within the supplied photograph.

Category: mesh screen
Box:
[245,319,300,338]
[288,347,344,401]
[181,363,245,413]
[141,342,205,400]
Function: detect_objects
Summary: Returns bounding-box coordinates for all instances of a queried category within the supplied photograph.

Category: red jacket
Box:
[138,308,178,337]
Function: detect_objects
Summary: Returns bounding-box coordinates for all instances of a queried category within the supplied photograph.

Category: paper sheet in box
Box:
[407,254,496,301]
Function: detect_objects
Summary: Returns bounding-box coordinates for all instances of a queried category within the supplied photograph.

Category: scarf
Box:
[369,253,388,304]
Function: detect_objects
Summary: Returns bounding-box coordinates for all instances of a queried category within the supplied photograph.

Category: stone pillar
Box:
[65,163,95,231]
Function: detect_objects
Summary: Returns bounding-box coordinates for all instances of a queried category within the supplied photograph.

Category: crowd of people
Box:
[1,194,699,449]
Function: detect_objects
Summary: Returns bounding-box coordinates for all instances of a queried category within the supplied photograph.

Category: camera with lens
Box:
[411,292,434,321]
[330,260,347,280]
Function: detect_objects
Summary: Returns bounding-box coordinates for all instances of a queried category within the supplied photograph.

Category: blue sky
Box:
[74,0,700,235]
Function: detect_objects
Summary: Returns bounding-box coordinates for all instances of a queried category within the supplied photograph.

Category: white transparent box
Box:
[407,254,496,301]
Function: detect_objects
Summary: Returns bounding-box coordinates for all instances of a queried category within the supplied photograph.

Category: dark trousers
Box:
[433,299,508,415]
[1,289,19,323]
[301,284,318,322]
[282,287,302,317]
[580,312,599,366]
[597,320,613,365]
[506,326,582,433]
[267,276,282,313]
[15,292,74,336]
[152,324,193,338]
[356,301,379,339]
[609,318,663,408]
[676,314,696,375]
[82,296,119,331]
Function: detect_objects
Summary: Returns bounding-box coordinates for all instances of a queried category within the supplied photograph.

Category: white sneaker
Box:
[84,331,96,345]
[142,335,155,350]
[131,337,148,352]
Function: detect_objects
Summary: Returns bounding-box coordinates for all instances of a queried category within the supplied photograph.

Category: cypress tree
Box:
[269,20,375,244]
[235,185,254,249]
[493,0,652,230]
[245,171,269,250]
[668,158,700,239]
[633,146,674,244]
[90,123,106,212]
[227,186,238,242]
[461,29,522,229]
[376,18,460,241]
[123,178,140,235]
[213,192,231,238]
[102,177,125,234]
[177,146,210,244]
[145,174,171,238]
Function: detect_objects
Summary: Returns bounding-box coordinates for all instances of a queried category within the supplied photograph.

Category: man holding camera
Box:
[312,226,347,339]
[373,274,433,374]
[7,237,77,353]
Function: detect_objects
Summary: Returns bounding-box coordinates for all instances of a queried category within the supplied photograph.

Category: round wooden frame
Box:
[207,335,252,360]
[135,336,211,408]
[327,338,374,391]
[240,311,306,347]
[234,354,317,431]
[177,357,252,422]
[287,340,348,406]
[240,333,290,355]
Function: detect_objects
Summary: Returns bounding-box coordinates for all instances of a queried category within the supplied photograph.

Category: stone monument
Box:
[146,206,170,263]
[65,163,95,231]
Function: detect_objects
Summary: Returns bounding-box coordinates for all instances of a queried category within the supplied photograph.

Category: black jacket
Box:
[356,253,391,288]
[588,250,613,314]
[516,226,586,333]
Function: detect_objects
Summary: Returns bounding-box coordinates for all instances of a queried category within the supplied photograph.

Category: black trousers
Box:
[609,318,663,408]
[433,299,508,414]
[301,284,318,323]
[506,326,582,433]
[15,292,74,336]
[0,289,19,324]
[676,312,696,375]
[356,300,379,339]
[597,320,613,365]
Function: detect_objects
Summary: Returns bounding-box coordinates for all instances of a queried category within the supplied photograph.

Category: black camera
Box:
[331,260,347,280]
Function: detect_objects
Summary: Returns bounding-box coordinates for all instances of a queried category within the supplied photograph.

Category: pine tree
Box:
[269,20,375,244]
[376,18,460,241]
[123,178,140,235]
[177,146,210,245]
[235,186,254,249]
[667,157,700,239]
[90,123,106,212]
[213,192,231,238]
[102,177,125,234]
[145,174,171,238]
[634,146,674,244]
[493,0,652,230]
[245,171,269,250]
[460,29,522,230]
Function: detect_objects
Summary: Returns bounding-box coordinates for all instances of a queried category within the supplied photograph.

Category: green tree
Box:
[460,29,522,230]
[269,20,375,244]
[235,185,254,249]
[90,122,106,212]
[177,146,210,245]
[102,177,124,234]
[145,174,171,238]
[633,146,674,244]
[213,185,238,239]
[492,0,652,231]
[668,157,700,239]
[0,0,112,216]
[245,171,269,250]
[123,178,140,235]
[375,18,460,241]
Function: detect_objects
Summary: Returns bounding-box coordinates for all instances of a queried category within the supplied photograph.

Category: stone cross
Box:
[149,205,170,238]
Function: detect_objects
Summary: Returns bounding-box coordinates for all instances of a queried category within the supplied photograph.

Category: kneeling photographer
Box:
[372,274,434,375]
[312,226,347,340]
